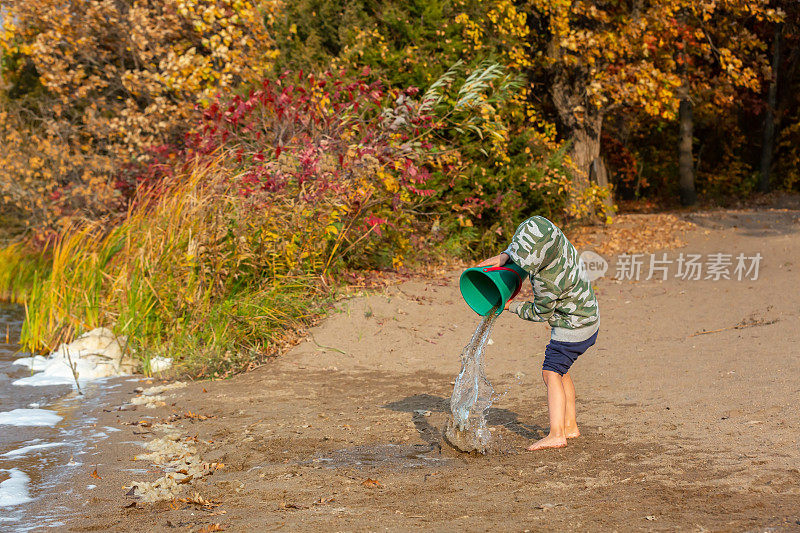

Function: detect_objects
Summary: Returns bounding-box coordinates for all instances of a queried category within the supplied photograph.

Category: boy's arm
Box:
[507,286,557,322]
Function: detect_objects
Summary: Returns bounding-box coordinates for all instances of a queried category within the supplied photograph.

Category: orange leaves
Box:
[569,214,695,256]
[175,411,214,421]
[180,491,221,509]
[523,0,773,124]
[0,0,278,232]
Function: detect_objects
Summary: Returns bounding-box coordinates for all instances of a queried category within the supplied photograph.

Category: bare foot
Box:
[565,426,580,439]
[527,434,567,451]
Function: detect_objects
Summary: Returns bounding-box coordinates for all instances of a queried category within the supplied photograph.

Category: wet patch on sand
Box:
[303,443,451,470]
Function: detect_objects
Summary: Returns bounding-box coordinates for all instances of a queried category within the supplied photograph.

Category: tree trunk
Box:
[678,84,696,206]
[567,115,610,192]
[759,23,783,193]
[550,70,612,218]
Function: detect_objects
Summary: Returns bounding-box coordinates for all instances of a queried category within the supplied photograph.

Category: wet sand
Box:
[46,205,800,531]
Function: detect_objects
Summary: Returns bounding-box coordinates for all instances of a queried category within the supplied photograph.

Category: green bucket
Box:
[459,261,527,316]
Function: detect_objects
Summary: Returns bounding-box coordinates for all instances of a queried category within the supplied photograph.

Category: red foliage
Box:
[117,69,442,267]
[184,70,435,204]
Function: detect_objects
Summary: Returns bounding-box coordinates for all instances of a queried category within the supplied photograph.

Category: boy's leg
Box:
[527,370,568,451]
[562,372,579,438]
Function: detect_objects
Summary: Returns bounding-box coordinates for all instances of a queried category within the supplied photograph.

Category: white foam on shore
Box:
[0,409,63,427]
[0,469,33,507]
[1,442,64,458]
[149,356,173,373]
[12,327,137,388]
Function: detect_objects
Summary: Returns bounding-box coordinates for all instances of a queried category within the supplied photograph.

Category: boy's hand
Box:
[477,252,509,268]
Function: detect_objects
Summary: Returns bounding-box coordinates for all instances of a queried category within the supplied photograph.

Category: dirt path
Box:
[62,206,800,532]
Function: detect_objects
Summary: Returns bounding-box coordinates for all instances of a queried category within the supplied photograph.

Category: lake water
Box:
[0,303,122,529]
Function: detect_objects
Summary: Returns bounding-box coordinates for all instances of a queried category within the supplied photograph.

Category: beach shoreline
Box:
[44,206,800,531]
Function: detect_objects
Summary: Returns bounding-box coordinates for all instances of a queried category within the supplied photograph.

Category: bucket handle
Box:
[482,266,525,304]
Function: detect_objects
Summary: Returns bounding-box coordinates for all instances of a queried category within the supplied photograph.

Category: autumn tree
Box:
[529,0,779,207]
[0,0,277,233]
[756,1,800,193]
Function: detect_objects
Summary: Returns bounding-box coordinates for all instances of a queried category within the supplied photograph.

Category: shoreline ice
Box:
[149,356,173,372]
[12,327,138,388]
[1,442,65,458]
[0,468,33,507]
[0,409,63,427]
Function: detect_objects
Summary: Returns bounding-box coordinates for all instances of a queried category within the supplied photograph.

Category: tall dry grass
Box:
[19,159,340,376]
[0,243,49,303]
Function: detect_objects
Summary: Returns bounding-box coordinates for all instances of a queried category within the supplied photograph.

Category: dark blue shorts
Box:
[543,329,598,375]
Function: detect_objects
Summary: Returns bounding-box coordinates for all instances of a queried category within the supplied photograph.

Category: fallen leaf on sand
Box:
[90,469,102,480]
[166,411,215,423]
[184,411,212,420]
[568,213,695,256]
[362,478,382,488]
[281,502,305,510]
[122,420,152,427]
[180,492,220,508]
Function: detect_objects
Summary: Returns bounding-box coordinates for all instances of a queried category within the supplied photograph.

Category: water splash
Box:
[445,305,500,454]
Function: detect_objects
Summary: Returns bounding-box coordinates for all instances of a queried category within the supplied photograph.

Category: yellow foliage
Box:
[0,0,279,232]
[525,0,778,117]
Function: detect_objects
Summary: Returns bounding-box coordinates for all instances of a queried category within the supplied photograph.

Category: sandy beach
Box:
[39,205,800,532]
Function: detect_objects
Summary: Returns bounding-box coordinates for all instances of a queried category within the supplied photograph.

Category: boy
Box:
[478,215,599,451]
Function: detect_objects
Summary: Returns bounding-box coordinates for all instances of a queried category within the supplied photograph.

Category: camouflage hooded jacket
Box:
[504,216,599,342]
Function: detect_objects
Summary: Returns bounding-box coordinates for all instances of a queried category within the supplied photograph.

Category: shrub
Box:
[14,64,571,376]
[184,69,440,271]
